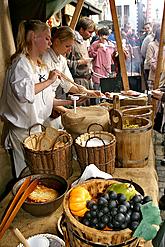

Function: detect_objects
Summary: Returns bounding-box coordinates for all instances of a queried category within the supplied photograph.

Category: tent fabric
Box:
[8,0,71,41]
[9,0,47,42]
[46,0,72,19]
[0,0,15,94]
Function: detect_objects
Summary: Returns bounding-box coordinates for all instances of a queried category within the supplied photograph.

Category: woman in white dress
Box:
[42,26,102,116]
[0,20,72,177]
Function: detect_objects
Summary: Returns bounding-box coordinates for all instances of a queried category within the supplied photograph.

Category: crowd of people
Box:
[0,17,164,179]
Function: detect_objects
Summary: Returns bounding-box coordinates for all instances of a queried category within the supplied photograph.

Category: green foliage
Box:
[133,202,162,241]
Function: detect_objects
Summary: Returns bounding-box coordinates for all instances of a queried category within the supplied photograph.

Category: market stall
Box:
[0,0,164,246]
[0,143,159,247]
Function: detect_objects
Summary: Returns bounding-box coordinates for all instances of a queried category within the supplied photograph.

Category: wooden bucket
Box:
[110,112,152,168]
[122,106,153,122]
[22,125,73,179]
[74,124,116,174]
[62,179,139,247]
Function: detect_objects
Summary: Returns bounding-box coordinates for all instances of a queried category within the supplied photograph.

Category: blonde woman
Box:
[0,20,72,177]
[43,26,102,115]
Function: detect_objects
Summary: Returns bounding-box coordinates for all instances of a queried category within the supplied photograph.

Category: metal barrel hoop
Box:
[71,229,137,247]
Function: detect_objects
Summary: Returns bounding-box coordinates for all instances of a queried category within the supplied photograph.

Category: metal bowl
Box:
[12,174,68,217]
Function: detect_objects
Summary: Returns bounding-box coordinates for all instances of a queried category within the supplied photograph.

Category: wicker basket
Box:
[62,179,140,246]
[74,124,116,174]
[22,124,73,179]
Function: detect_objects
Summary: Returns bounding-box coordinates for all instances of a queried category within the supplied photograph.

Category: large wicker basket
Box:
[22,124,73,179]
[74,124,116,174]
[62,179,140,246]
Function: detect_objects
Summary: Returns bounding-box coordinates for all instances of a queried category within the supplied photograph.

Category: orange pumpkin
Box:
[69,186,91,217]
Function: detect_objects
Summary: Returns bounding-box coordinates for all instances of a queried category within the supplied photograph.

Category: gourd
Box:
[106,182,138,201]
[69,186,91,217]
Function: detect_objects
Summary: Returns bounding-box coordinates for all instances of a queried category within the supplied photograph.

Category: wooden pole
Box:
[70,0,84,30]
[153,0,165,89]
[109,0,130,91]
[152,0,165,115]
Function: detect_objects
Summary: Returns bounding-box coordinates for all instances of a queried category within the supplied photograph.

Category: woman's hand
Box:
[86,90,104,98]
[152,89,163,100]
[48,70,61,84]
[78,58,90,65]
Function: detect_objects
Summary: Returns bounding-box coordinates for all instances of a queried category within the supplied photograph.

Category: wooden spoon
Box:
[10,226,30,247]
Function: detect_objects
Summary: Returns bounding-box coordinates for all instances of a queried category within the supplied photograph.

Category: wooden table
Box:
[0,143,159,247]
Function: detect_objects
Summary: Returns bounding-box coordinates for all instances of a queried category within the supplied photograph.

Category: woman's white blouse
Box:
[42,48,73,95]
[0,54,54,129]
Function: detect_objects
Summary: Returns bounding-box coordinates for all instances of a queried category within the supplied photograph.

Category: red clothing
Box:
[88,40,115,84]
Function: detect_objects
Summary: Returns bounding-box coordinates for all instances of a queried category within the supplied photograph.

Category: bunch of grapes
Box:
[81,191,152,231]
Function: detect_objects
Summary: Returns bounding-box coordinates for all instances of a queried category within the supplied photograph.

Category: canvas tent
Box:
[8,0,101,42]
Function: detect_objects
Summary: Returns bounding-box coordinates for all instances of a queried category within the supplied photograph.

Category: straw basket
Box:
[74,124,116,174]
[22,124,73,179]
[109,110,152,168]
[62,179,140,246]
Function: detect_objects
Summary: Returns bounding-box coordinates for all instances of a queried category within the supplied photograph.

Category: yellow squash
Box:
[69,186,91,217]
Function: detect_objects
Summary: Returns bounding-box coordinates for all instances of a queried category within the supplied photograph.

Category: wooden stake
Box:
[70,0,84,30]
[153,0,165,89]
[109,0,130,91]
[152,0,165,115]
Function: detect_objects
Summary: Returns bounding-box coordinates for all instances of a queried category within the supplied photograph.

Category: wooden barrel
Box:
[113,116,152,168]
[62,179,139,247]
[74,131,116,174]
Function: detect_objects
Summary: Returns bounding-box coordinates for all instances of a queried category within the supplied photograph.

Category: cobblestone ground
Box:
[153,130,165,220]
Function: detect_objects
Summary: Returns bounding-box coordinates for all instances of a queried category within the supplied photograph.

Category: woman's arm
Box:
[35,70,61,94]
[53,98,73,108]
[88,41,99,58]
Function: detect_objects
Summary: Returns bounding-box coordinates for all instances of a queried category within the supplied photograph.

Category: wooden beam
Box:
[109,0,130,91]
[152,0,165,115]
[153,0,165,89]
[70,0,84,30]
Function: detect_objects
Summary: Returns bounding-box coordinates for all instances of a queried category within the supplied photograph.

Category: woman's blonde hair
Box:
[14,20,49,58]
[51,26,75,42]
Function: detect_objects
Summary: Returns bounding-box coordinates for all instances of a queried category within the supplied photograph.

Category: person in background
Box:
[88,27,115,92]
[90,28,99,45]
[144,29,164,83]
[152,72,165,165]
[0,20,72,177]
[141,23,160,90]
[141,23,160,60]
[108,24,116,44]
[67,17,96,94]
[140,22,153,46]
[42,26,102,126]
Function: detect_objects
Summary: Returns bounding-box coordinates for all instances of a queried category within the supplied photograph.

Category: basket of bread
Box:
[22,124,73,179]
